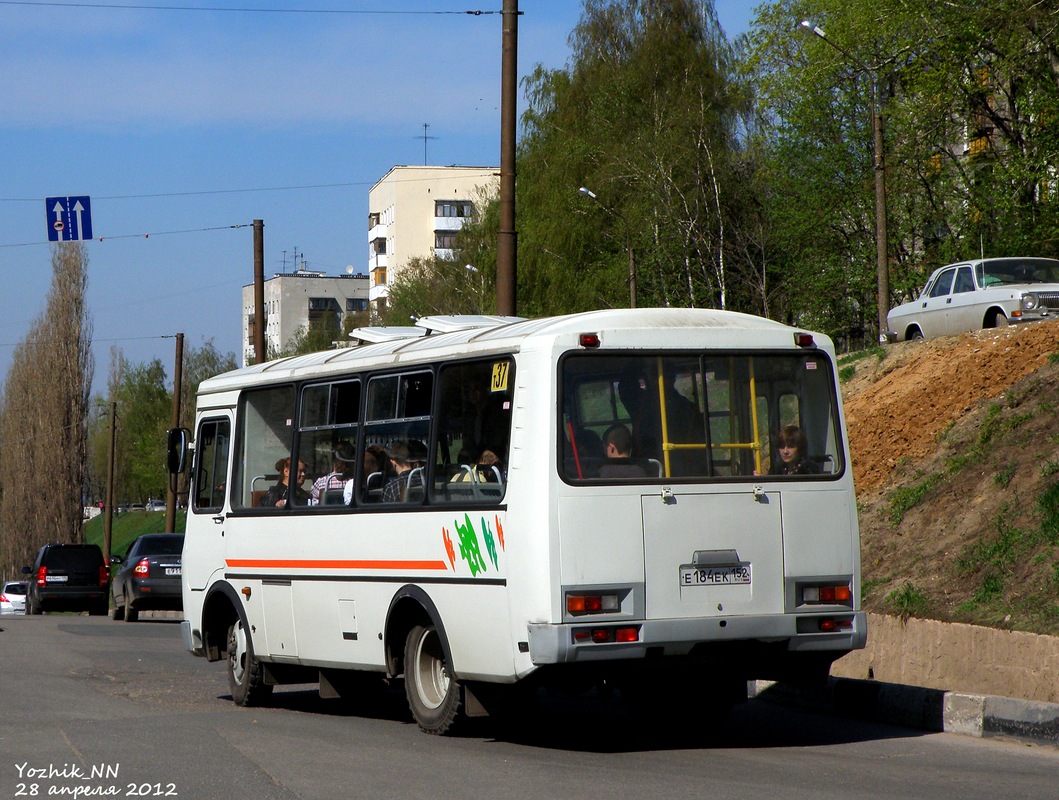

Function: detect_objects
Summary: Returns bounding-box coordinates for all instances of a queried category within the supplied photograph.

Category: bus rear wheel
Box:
[404,623,462,735]
[227,617,272,706]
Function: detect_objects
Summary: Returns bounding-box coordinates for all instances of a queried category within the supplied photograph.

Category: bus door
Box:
[641,489,784,621]
[186,414,233,593]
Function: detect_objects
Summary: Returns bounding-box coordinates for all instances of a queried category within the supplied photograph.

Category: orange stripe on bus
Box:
[225,559,450,571]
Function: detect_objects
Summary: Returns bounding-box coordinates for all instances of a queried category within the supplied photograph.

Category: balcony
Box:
[434,216,464,232]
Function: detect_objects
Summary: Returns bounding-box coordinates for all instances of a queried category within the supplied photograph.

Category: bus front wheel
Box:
[404,623,462,735]
[227,617,272,707]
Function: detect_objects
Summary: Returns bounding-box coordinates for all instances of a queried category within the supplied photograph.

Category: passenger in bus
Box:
[464,379,508,459]
[260,457,309,508]
[382,441,423,502]
[309,442,358,504]
[768,425,820,476]
[342,444,392,504]
[597,424,647,478]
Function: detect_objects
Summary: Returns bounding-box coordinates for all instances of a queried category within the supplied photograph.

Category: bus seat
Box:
[322,488,346,505]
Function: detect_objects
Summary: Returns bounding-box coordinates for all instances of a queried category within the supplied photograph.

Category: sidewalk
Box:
[752,611,1059,748]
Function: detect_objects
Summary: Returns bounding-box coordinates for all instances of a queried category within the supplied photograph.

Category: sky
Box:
[0,0,754,392]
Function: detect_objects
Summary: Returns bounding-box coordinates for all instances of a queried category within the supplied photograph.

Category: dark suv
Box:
[24,543,109,616]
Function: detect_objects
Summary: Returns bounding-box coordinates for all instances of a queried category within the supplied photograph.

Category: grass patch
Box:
[837,346,886,366]
[993,463,1017,488]
[885,583,929,618]
[888,473,942,525]
[84,510,186,558]
[838,364,856,383]
[972,573,1004,604]
[860,577,890,601]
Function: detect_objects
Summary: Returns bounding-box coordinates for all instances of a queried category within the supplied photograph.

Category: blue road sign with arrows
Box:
[46,196,93,242]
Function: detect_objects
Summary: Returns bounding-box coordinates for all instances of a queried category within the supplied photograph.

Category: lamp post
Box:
[800,20,890,344]
[465,264,483,314]
[579,186,636,308]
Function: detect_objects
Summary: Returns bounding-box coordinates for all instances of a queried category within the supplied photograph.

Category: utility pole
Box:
[496,0,519,316]
[253,219,265,363]
[165,332,183,534]
[103,401,116,564]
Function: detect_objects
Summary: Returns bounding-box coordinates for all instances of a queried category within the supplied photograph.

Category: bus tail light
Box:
[567,593,620,615]
[801,583,852,605]
[794,332,815,347]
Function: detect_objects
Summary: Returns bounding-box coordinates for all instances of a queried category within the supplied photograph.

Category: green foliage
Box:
[517,0,756,316]
[838,364,856,383]
[742,0,1059,346]
[885,582,929,618]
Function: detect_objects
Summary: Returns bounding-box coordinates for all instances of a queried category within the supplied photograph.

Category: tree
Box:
[743,0,1059,346]
[0,243,93,579]
[517,0,751,314]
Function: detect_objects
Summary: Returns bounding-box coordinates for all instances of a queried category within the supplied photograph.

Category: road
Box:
[1,613,1056,800]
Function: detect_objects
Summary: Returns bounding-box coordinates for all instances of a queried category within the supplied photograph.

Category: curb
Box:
[750,678,1059,748]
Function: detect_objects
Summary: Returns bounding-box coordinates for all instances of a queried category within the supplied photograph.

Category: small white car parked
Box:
[1,581,27,614]
[886,257,1059,342]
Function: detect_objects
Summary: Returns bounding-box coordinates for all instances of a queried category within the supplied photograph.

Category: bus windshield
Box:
[561,352,843,481]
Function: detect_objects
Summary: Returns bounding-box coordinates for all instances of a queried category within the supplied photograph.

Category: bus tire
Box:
[404,623,462,735]
[227,617,272,707]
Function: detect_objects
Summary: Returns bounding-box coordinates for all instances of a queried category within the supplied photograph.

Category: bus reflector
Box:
[579,333,601,348]
[818,618,853,633]
[615,626,639,643]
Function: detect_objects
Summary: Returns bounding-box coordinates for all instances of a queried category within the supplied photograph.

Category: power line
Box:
[0,2,496,15]
[0,223,250,248]
[0,172,499,204]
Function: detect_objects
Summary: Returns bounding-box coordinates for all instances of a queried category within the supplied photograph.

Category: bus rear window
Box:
[560,353,843,481]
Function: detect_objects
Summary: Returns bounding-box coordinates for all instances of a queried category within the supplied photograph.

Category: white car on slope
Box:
[886,257,1059,342]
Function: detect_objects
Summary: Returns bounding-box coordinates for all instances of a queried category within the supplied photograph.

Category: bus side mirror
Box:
[167,427,190,474]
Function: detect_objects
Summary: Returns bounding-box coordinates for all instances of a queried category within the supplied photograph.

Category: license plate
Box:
[680,564,751,586]
[46,575,68,583]
[165,568,181,576]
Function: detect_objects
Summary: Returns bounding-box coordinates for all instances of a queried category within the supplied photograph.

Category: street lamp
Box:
[800,20,890,344]
[579,186,636,308]
[465,264,483,313]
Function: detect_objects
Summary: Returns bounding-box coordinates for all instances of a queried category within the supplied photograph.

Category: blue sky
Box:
[0,0,753,390]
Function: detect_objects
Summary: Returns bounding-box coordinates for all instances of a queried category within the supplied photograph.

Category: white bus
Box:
[172,308,866,734]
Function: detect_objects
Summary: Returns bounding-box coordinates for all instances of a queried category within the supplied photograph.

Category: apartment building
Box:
[241,270,369,366]
[367,165,499,312]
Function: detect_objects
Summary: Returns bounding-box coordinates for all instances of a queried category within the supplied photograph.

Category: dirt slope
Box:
[841,321,1059,634]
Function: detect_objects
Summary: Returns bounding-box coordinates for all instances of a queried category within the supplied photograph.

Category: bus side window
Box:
[193,417,230,512]
[232,384,296,510]
[430,359,514,505]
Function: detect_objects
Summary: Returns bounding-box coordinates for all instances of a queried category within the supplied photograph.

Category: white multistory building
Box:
[367,165,499,314]
[241,270,370,366]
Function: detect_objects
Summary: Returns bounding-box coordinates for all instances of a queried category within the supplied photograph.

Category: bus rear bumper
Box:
[527,611,867,667]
